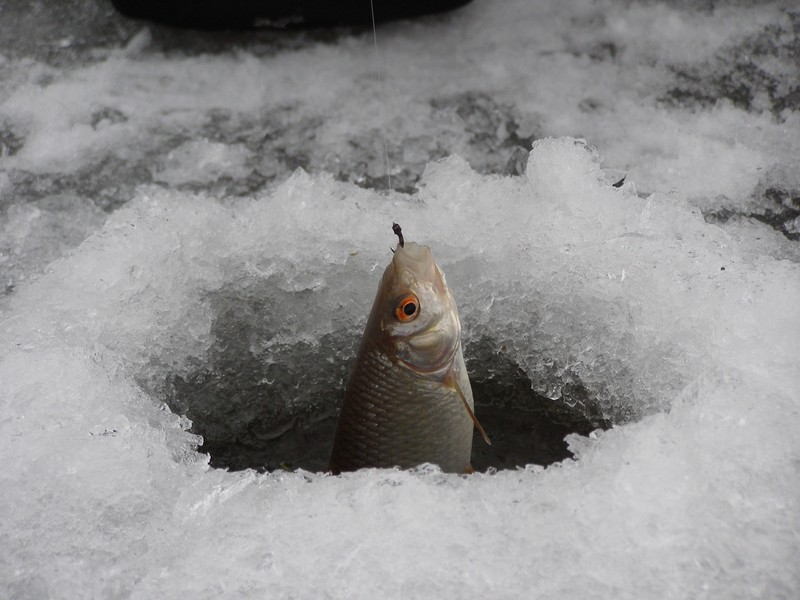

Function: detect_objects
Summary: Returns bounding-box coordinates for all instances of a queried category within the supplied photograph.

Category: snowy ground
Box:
[1,1,799,598]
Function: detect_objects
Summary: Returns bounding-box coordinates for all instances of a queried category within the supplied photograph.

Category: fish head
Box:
[375,242,462,375]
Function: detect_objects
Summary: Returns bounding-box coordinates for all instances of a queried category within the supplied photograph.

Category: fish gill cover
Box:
[1,0,799,598]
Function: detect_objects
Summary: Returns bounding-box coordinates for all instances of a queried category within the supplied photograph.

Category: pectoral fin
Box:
[446,371,491,446]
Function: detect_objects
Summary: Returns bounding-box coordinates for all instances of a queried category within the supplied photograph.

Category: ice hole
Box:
[467,339,611,472]
[162,297,612,473]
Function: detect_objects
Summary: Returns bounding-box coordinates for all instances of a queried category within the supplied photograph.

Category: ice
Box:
[2,0,800,597]
[152,139,252,186]
[0,194,107,293]
[3,138,799,597]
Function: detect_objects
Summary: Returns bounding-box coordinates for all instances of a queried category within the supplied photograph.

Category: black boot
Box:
[109,0,474,30]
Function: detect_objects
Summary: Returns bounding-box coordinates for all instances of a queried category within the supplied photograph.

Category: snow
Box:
[1,0,799,598]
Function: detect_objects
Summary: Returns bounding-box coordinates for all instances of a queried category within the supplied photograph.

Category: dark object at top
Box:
[110,0,474,30]
[392,222,404,248]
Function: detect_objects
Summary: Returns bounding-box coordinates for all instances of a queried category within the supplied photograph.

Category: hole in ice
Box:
[161,289,611,473]
[467,339,611,472]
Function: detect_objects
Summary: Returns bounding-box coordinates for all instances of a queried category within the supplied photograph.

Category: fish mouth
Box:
[390,243,442,289]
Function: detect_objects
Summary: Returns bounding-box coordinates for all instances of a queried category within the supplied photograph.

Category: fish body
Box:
[329,241,475,473]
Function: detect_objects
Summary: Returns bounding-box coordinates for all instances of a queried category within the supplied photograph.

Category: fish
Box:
[329,225,489,474]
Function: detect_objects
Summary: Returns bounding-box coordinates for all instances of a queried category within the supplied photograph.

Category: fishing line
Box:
[370,0,393,192]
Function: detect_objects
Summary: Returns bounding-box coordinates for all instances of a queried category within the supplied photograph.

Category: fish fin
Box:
[447,372,492,446]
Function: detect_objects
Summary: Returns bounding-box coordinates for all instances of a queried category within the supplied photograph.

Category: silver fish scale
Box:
[330,337,474,473]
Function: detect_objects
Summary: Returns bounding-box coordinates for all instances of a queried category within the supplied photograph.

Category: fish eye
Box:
[395,294,419,322]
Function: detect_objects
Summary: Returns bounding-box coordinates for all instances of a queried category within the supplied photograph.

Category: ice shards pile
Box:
[1,138,798,598]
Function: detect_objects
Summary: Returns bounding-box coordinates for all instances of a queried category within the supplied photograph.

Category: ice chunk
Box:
[0,194,107,292]
[152,139,252,186]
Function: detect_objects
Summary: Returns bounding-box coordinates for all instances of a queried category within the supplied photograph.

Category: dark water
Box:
[167,334,610,473]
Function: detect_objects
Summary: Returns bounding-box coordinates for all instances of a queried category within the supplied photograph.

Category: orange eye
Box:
[395,294,419,322]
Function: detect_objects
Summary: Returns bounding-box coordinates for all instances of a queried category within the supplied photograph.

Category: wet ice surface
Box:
[2,1,800,598]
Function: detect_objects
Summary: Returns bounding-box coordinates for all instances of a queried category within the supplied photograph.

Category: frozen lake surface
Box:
[1,1,799,598]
